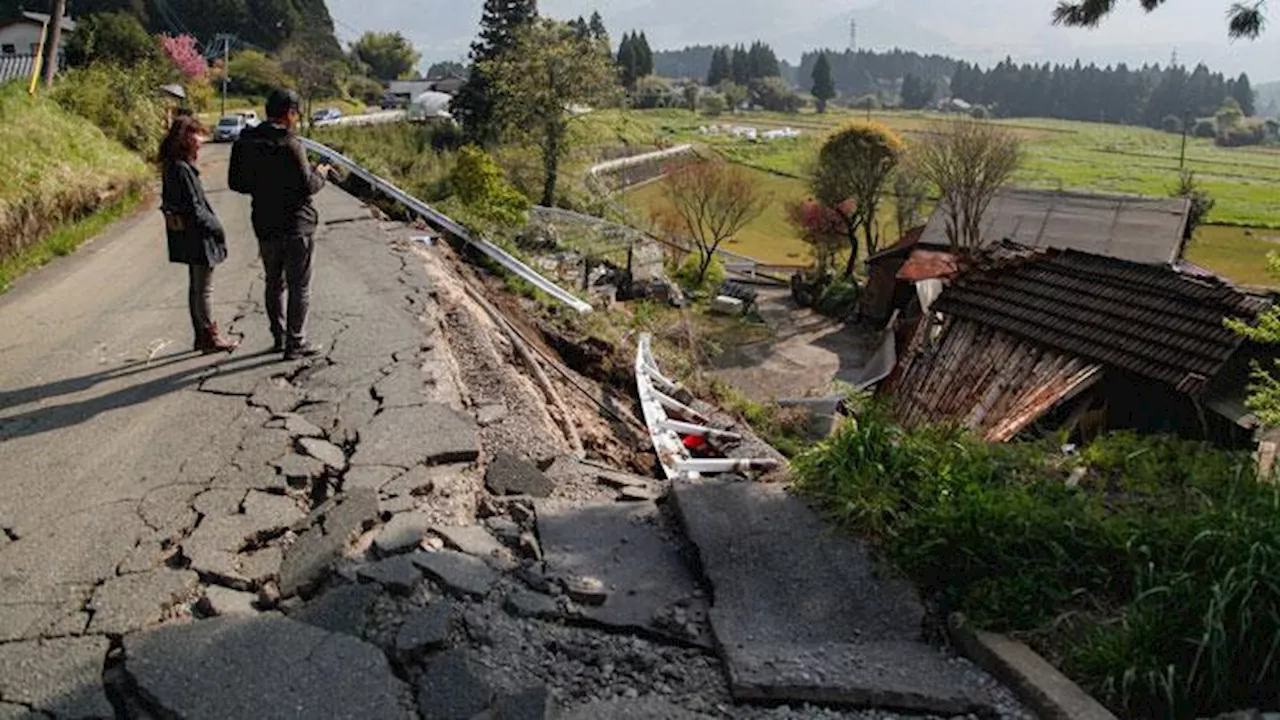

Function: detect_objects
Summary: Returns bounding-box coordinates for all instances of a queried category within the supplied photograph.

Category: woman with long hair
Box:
[160,115,238,353]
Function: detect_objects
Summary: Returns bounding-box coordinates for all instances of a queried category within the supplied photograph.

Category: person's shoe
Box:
[270,335,285,353]
[283,342,323,361]
[197,323,239,354]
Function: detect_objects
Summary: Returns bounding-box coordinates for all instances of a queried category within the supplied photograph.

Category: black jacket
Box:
[161,160,226,266]
[228,123,326,239]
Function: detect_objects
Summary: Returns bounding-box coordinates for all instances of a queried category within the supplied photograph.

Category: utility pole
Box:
[42,0,66,86]
[220,35,230,118]
[1178,109,1190,172]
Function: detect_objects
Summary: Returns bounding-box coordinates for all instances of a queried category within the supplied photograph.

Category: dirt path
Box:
[712,288,880,402]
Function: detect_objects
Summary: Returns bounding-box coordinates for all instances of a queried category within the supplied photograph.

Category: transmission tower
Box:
[849,17,858,52]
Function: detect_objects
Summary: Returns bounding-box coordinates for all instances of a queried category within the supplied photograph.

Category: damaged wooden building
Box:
[883,246,1274,446]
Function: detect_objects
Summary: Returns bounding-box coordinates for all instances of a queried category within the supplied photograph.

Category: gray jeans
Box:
[188,264,214,336]
[258,234,315,349]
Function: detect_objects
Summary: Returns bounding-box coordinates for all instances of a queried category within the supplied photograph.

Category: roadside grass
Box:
[0,81,150,275]
[794,406,1280,718]
[0,189,143,293]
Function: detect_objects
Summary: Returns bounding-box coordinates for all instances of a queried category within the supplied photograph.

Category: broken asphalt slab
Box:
[411,549,500,599]
[86,568,199,635]
[351,404,480,468]
[672,480,993,714]
[0,636,113,719]
[279,488,379,597]
[485,452,554,497]
[535,500,709,646]
[416,649,494,720]
[123,615,407,719]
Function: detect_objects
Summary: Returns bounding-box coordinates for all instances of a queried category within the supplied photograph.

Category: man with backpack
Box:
[228,88,331,360]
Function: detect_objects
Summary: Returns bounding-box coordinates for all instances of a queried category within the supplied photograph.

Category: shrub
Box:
[750,77,801,113]
[345,75,385,105]
[1193,119,1217,138]
[970,105,991,120]
[700,93,727,117]
[451,145,531,228]
[50,63,169,155]
[673,253,725,293]
[814,277,860,317]
[311,122,457,202]
[794,408,1280,719]
[1162,114,1183,134]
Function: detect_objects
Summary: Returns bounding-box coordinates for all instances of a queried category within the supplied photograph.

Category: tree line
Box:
[706,41,781,86]
[952,59,1256,127]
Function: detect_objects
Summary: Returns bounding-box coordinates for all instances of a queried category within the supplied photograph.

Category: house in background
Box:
[883,245,1274,447]
[861,187,1193,327]
[0,10,74,83]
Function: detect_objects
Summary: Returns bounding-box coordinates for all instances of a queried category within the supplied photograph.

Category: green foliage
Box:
[700,93,727,117]
[311,122,457,202]
[453,0,538,146]
[1227,253,1280,426]
[719,81,748,112]
[65,0,341,54]
[813,121,904,272]
[810,53,835,114]
[0,82,148,281]
[795,408,1280,718]
[226,50,293,97]
[51,63,169,155]
[451,145,531,228]
[899,73,934,110]
[1162,114,1183,134]
[1194,119,1218,138]
[1173,171,1216,240]
[345,75,385,105]
[673,254,725,293]
[65,12,161,69]
[708,379,812,457]
[749,77,801,113]
[349,32,421,82]
[814,277,860,317]
[482,18,617,206]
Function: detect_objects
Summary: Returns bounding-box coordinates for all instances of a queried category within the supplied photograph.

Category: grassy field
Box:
[609,107,1280,285]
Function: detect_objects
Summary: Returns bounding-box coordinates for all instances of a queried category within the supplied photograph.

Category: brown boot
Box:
[197,323,239,354]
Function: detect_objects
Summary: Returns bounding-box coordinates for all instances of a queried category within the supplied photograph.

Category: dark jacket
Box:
[228,123,326,239]
[161,160,226,266]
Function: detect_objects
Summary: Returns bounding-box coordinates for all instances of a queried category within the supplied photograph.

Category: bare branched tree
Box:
[660,159,767,286]
[914,120,1022,252]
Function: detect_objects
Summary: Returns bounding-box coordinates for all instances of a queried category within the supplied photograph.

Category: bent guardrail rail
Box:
[298,137,592,314]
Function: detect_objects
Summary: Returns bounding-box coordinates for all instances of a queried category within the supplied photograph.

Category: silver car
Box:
[212,115,247,143]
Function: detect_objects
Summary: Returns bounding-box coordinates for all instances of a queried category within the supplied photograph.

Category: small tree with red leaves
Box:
[786,198,852,280]
[162,34,208,80]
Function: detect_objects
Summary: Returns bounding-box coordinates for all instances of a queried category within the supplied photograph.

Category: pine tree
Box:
[588,11,608,43]
[730,44,748,85]
[811,52,835,113]
[453,0,538,146]
[707,47,730,87]
[637,31,653,77]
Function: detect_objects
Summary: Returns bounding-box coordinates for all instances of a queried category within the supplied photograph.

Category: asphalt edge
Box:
[946,613,1117,720]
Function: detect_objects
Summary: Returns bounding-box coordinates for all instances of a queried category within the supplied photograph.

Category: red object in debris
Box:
[683,435,706,451]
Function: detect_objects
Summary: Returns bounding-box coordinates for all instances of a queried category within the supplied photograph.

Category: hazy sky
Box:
[327,0,1280,82]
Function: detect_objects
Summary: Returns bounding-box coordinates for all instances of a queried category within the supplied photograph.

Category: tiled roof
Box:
[932,248,1272,394]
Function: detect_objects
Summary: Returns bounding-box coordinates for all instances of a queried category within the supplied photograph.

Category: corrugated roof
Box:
[917,188,1192,265]
[932,249,1271,395]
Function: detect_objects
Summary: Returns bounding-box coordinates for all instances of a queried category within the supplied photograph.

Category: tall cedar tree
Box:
[454,0,538,146]
[588,11,608,43]
[811,53,835,113]
[637,32,654,76]
[617,33,639,90]
[730,45,749,85]
[707,47,731,86]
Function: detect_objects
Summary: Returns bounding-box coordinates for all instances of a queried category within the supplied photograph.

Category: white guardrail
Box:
[298,137,593,314]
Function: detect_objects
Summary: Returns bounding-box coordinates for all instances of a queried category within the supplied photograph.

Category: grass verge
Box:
[793,404,1280,718]
[0,188,143,293]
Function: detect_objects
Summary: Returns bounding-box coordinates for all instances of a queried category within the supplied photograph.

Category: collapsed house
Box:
[883,246,1273,445]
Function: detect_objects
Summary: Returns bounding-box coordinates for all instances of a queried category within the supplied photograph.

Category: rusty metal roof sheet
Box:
[918,188,1192,265]
[932,249,1271,394]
